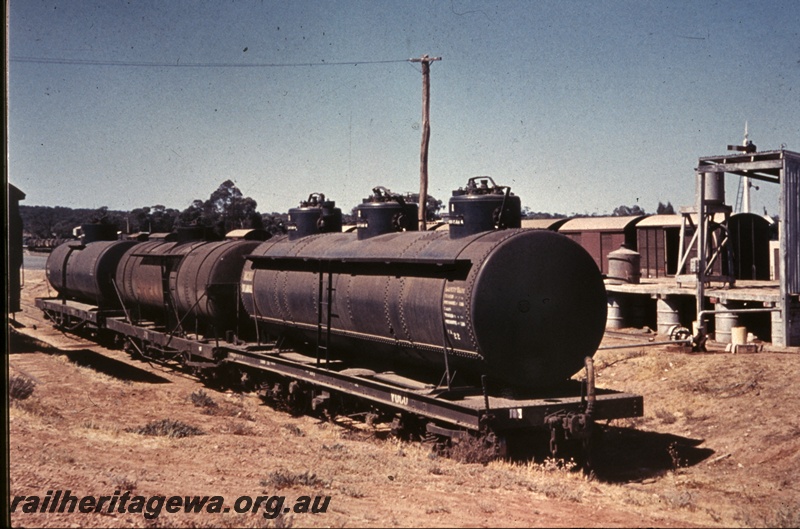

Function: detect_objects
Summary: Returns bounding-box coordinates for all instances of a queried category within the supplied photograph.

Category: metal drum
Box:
[446,177,521,238]
[46,239,138,307]
[700,171,725,205]
[169,239,263,333]
[715,306,740,344]
[606,293,625,329]
[607,245,641,284]
[656,297,681,336]
[242,228,607,389]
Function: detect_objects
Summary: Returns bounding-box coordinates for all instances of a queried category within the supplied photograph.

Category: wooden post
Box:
[410,54,441,231]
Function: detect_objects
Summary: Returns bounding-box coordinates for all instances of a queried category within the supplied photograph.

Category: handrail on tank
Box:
[300,193,326,207]
[368,186,407,205]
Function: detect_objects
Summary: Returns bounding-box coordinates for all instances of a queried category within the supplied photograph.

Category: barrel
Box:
[715,310,739,344]
[607,245,641,284]
[656,297,681,336]
[606,293,625,329]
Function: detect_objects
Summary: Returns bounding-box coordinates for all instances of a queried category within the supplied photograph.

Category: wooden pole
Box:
[410,54,441,231]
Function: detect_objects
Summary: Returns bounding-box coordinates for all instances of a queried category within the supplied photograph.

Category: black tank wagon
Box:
[242,224,607,390]
[35,179,642,460]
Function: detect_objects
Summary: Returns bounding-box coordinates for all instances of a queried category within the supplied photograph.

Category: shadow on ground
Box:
[591,425,714,482]
[63,349,172,384]
[10,329,170,384]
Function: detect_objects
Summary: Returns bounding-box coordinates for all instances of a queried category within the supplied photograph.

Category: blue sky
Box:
[8,1,800,217]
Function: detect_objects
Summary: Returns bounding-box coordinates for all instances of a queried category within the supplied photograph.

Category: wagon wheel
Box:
[286,381,310,415]
[669,325,692,342]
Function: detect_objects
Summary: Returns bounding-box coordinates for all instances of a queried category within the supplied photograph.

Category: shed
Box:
[729,213,773,280]
[635,215,685,278]
[521,218,569,231]
[558,216,644,275]
[8,183,26,313]
[637,213,730,278]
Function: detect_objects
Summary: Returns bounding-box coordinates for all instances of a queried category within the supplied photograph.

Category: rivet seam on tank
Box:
[383,277,393,340]
[399,231,440,345]
[462,229,521,355]
[345,275,354,326]
[281,270,292,324]
[398,276,410,344]
[280,234,319,323]
[272,269,284,323]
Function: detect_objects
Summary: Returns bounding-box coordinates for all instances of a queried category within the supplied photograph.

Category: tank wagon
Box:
[42,223,138,328]
[36,178,642,459]
[242,181,605,389]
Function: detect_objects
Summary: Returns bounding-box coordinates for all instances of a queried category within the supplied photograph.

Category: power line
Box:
[9,56,411,68]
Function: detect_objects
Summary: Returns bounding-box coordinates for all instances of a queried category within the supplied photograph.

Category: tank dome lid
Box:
[355,186,418,239]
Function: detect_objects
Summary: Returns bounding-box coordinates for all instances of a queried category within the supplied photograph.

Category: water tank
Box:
[46,239,138,307]
[170,239,263,333]
[700,172,725,205]
[242,229,606,389]
[115,239,207,321]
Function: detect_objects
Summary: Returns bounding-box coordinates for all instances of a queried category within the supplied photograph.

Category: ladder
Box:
[734,178,744,213]
[316,264,335,367]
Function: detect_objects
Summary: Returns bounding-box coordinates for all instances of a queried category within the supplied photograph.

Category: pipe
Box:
[693,306,781,349]
[584,357,595,418]
[597,338,693,351]
[696,171,707,339]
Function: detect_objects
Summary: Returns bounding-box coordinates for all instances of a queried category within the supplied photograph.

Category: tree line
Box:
[21,180,286,240]
[20,179,675,240]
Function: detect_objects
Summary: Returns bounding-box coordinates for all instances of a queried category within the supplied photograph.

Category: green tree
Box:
[656,201,675,215]
[127,205,179,233]
[402,192,443,221]
[178,199,205,226]
[206,180,259,236]
[178,180,261,238]
[612,204,646,216]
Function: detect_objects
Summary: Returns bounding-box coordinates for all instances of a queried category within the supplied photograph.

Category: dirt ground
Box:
[7,269,800,528]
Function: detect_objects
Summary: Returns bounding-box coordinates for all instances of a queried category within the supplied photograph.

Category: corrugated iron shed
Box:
[520,218,569,230]
[558,215,644,232]
[558,216,644,275]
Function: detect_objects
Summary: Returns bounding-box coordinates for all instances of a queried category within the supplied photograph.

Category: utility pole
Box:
[410,54,441,231]
[742,122,752,213]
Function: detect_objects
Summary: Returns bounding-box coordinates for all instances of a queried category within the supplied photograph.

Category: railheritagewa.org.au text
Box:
[11,490,331,520]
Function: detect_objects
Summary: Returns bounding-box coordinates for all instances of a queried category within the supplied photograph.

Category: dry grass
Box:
[9,374,36,400]
[654,408,678,424]
[108,472,137,491]
[282,423,305,437]
[190,389,218,410]
[126,419,204,438]
[447,434,497,465]
[222,420,256,436]
[261,470,328,491]
[10,281,800,528]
